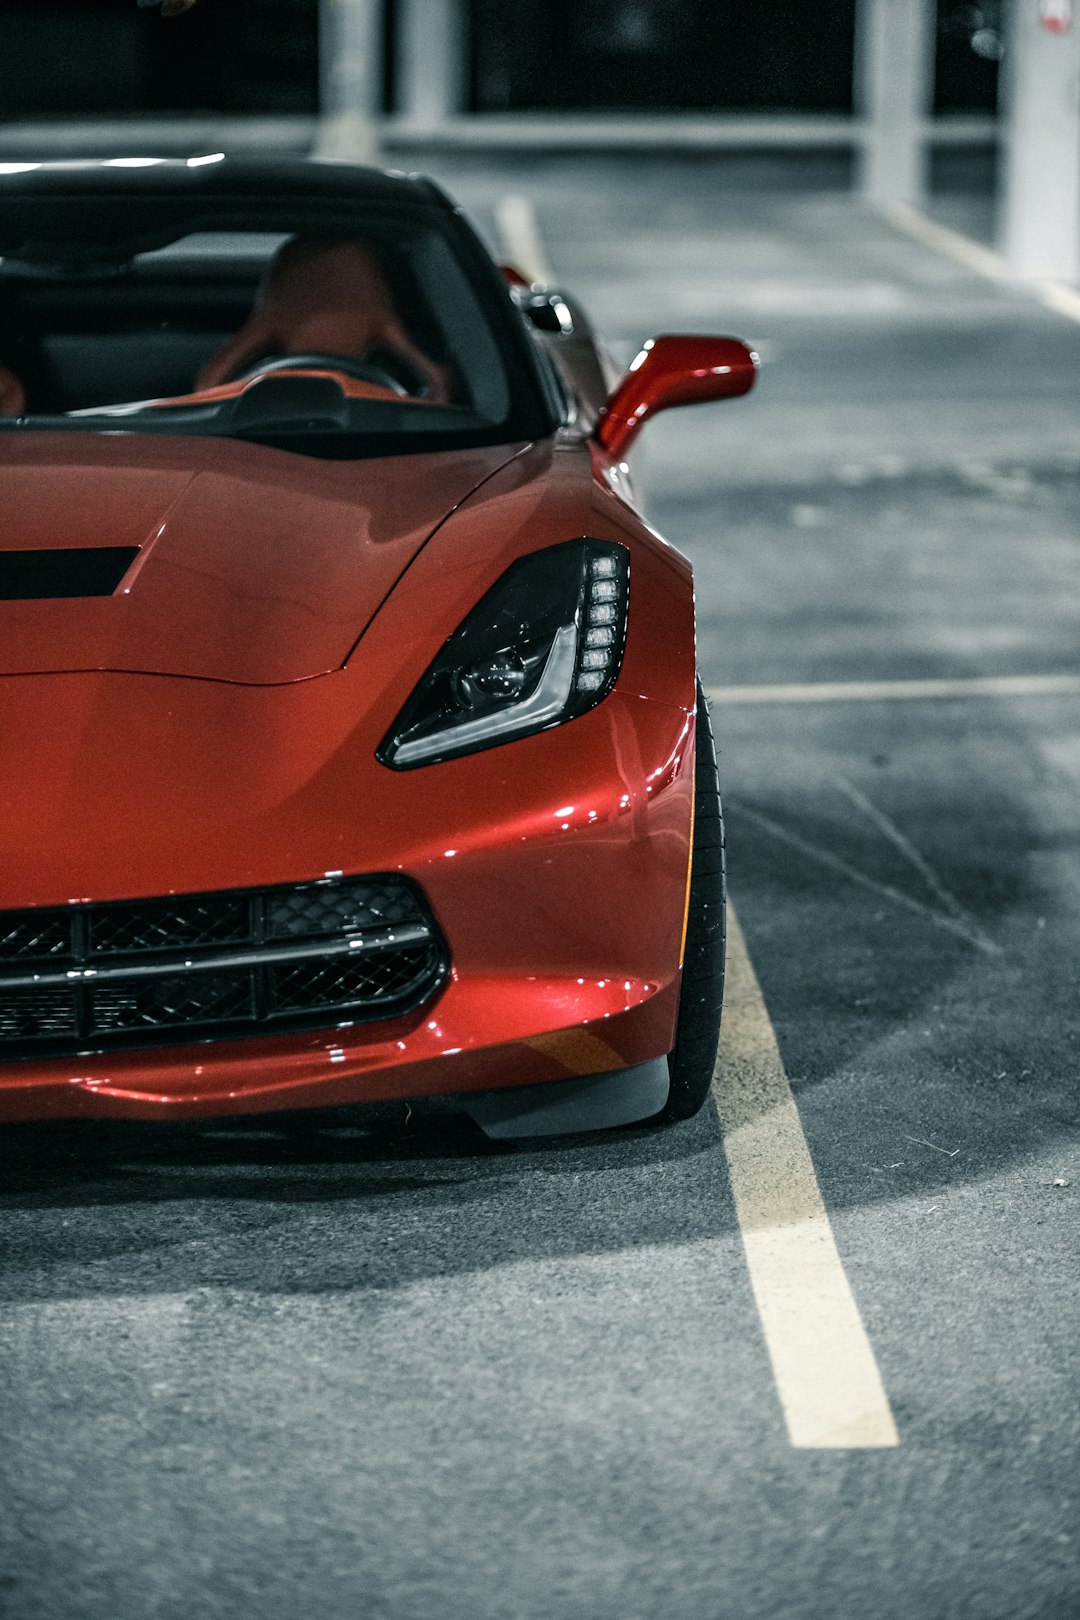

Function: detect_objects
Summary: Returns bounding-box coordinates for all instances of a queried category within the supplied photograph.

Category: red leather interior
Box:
[0,238,453,418]
[196,238,453,403]
[0,362,25,417]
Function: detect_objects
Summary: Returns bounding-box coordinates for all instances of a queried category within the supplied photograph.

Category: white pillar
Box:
[1000,1,1080,283]
[316,0,382,163]
[395,0,466,127]
[855,0,936,206]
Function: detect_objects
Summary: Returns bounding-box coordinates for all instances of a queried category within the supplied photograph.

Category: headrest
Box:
[196,237,451,402]
[0,363,25,417]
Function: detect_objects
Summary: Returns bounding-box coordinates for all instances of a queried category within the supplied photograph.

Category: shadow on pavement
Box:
[2,677,1076,1302]
[0,1097,737,1304]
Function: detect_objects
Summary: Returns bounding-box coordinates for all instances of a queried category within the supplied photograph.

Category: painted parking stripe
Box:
[884,201,1080,326]
[883,201,1008,280]
[495,189,892,1447]
[494,194,555,285]
[707,673,1080,706]
[714,909,899,1448]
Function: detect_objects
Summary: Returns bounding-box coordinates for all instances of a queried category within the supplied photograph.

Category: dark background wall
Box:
[0,0,1000,120]
[470,0,859,114]
[0,0,320,117]
[933,1,1003,114]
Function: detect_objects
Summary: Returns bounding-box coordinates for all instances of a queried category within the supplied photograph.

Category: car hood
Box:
[0,434,526,684]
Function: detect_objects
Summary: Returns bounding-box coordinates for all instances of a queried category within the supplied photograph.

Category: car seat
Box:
[0,362,25,416]
[196,237,453,404]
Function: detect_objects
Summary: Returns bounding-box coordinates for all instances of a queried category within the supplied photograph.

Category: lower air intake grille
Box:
[0,876,447,1060]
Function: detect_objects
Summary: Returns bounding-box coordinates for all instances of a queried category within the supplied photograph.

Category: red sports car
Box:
[0,158,755,1137]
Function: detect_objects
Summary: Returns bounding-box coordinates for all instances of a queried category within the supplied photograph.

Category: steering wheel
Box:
[233,351,416,397]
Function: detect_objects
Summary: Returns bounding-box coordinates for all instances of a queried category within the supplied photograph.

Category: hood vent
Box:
[0,548,138,601]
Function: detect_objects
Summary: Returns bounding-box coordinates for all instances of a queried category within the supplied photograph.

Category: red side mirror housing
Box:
[596,334,757,459]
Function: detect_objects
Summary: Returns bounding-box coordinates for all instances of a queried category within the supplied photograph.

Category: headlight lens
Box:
[378,538,629,769]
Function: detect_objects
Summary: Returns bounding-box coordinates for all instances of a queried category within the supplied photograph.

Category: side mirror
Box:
[596,334,757,459]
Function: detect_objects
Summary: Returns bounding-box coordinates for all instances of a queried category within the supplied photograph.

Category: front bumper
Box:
[0,687,694,1123]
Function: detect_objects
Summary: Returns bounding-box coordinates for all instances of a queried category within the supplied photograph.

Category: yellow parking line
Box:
[714,909,899,1448]
[708,674,1080,705]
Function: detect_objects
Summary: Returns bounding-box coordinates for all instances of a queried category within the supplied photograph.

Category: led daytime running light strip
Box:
[576,552,623,693]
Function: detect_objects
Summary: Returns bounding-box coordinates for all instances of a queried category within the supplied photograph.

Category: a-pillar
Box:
[1000,1,1080,283]
[854,0,937,207]
[395,0,466,128]
[316,0,383,162]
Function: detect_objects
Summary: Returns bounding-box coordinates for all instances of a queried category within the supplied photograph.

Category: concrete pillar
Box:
[855,0,936,206]
[395,0,466,126]
[1000,1,1080,283]
[316,0,382,163]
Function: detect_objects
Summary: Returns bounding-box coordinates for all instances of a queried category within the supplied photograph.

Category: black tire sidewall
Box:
[664,679,726,1121]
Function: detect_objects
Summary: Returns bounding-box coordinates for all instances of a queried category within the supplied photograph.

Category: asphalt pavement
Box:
[1,155,1078,1620]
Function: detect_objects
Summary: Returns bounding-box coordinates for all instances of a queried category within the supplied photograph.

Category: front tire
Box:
[664,679,726,1121]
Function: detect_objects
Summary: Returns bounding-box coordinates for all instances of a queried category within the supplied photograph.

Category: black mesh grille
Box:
[90,896,249,957]
[0,913,72,962]
[0,987,78,1041]
[0,876,446,1061]
[265,879,424,941]
[91,971,255,1033]
[268,945,436,1014]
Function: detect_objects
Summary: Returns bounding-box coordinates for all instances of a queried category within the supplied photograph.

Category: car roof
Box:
[0,156,453,266]
[0,155,443,207]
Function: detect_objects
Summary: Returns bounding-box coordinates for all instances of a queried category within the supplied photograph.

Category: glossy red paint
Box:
[0,431,698,1121]
[0,434,524,683]
[597,335,758,461]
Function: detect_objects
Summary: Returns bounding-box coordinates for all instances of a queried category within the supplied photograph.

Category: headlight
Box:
[378,538,629,769]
